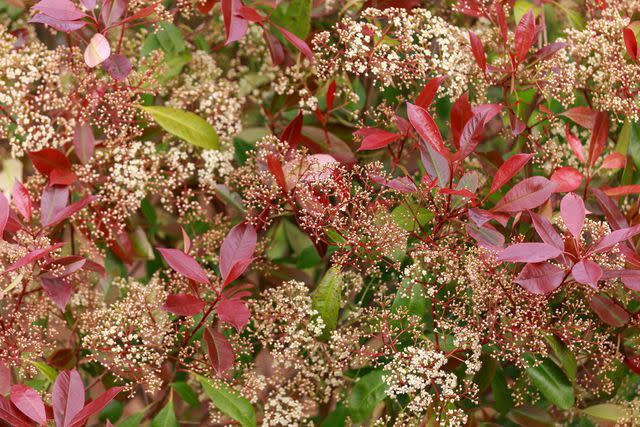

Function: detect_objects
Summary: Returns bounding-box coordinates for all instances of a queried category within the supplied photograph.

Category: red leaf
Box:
[28,148,72,175]
[203,327,234,375]
[406,102,449,158]
[10,384,46,425]
[514,9,535,63]
[601,152,626,169]
[623,27,638,61]
[69,386,124,427]
[162,294,205,316]
[500,242,563,263]
[52,370,85,427]
[589,294,629,327]
[354,128,402,151]
[603,184,640,196]
[156,248,211,285]
[41,277,73,310]
[530,211,564,250]
[43,195,95,228]
[40,184,69,227]
[272,24,314,62]
[415,75,446,109]
[571,259,602,289]
[222,0,248,45]
[560,192,585,238]
[12,180,31,221]
[0,193,8,239]
[469,31,486,71]
[592,224,640,253]
[588,111,609,168]
[493,176,556,213]
[450,92,473,149]
[219,222,257,284]
[3,243,66,275]
[550,166,583,192]
[216,296,251,332]
[489,153,533,195]
[561,106,596,130]
[565,124,585,163]
[514,262,565,294]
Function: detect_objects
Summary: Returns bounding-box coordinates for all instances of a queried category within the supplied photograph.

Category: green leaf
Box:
[196,374,257,427]
[312,266,343,336]
[524,356,575,409]
[141,106,219,150]
[347,369,388,423]
[271,0,311,39]
[545,335,577,382]
[581,403,625,422]
[32,361,58,383]
[151,397,179,427]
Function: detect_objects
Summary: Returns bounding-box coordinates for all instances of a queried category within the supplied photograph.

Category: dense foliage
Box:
[3,0,640,425]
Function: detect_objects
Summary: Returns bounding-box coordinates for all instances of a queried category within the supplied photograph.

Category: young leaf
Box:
[311,266,343,336]
[157,248,211,285]
[203,327,235,375]
[162,294,205,316]
[196,374,257,427]
[10,384,46,425]
[141,106,219,150]
[52,370,85,427]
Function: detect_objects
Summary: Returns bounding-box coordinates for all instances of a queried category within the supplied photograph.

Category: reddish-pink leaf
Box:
[624,27,638,61]
[53,370,85,427]
[489,153,533,195]
[415,75,446,109]
[561,106,596,130]
[157,248,211,285]
[589,294,629,327]
[493,176,556,213]
[10,384,46,425]
[3,243,66,275]
[469,31,486,71]
[28,148,72,176]
[500,242,563,263]
[565,124,585,163]
[272,24,314,62]
[216,296,251,332]
[603,184,640,196]
[203,327,235,375]
[407,102,449,158]
[222,0,248,45]
[43,195,95,228]
[31,0,86,20]
[592,224,640,253]
[550,166,583,192]
[515,262,566,294]
[0,193,8,239]
[560,192,585,238]
[450,92,473,149]
[588,112,609,168]
[530,211,564,250]
[69,386,124,427]
[601,152,626,169]
[162,294,205,316]
[12,180,31,221]
[354,128,402,151]
[514,9,535,63]
[41,277,73,310]
[219,222,257,284]
[571,259,602,289]
[40,184,69,227]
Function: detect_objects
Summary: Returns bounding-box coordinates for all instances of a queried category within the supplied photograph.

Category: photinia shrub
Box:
[3,0,640,425]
